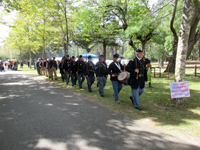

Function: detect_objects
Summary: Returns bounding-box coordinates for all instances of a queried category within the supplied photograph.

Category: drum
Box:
[117,71,130,85]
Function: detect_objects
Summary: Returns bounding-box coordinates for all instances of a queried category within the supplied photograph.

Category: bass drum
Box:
[117,71,130,85]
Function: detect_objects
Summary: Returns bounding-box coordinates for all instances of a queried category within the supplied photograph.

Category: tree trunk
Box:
[122,45,124,55]
[159,52,165,68]
[141,41,146,57]
[112,47,114,58]
[65,0,69,55]
[198,39,200,61]
[173,0,198,105]
[115,47,117,54]
[29,48,31,69]
[64,43,67,56]
[149,44,152,61]
[103,40,107,60]
[191,51,193,60]
[165,0,178,73]
[20,48,22,62]
[77,46,79,56]
[42,40,45,59]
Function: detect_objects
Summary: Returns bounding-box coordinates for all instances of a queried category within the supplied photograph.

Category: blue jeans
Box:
[78,73,85,87]
[131,86,144,108]
[71,73,76,86]
[98,76,107,96]
[65,71,70,84]
[112,81,123,101]
[87,75,95,91]
[61,73,65,81]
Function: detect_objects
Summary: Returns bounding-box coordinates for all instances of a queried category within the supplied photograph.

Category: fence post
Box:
[195,65,197,77]
[154,68,156,78]
[160,67,161,77]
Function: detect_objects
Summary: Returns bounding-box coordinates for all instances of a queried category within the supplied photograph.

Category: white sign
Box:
[170,81,190,98]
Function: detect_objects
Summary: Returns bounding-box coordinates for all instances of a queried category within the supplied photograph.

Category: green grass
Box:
[19,64,200,142]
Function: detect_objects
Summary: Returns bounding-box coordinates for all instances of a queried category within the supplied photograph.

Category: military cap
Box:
[113,54,119,58]
[53,57,55,59]
[66,55,69,57]
[100,55,104,57]
[72,56,75,59]
[88,55,92,59]
[136,48,143,52]
[79,55,83,58]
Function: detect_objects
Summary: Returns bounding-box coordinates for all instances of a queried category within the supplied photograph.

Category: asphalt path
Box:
[0,70,199,150]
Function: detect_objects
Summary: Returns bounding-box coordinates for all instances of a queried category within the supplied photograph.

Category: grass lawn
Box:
[19,64,200,145]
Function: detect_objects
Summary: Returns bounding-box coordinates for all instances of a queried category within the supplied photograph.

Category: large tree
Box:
[165,0,200,73]
[173,0,199,105]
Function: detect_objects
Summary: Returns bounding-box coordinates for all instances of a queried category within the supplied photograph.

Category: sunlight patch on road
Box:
[65,103,79,106]
[64,95,73,98]
[34,138,67,150]
[45,103,53,106]
[1,82,31,86]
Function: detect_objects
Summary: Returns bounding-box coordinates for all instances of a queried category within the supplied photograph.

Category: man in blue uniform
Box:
[76,55,85,88]
[126,49,147,110]
[85,55,95,92]
[70,56,76,86]
[108,54,124,104]
[64,55,70,84]
[95,55,108,97]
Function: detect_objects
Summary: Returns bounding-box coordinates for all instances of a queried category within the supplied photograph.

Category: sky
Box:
[0,9,16,47]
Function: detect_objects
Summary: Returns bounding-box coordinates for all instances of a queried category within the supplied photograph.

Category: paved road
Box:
[0,70,199,150]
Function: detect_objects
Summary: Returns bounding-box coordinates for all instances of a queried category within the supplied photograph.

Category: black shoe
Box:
[55,78,58,80]
[130,96,134,105]
[80,86,82,88]
[89,90,92,92]
[101,95,105,97]
[135,107,142,111]
[72,85,74,86]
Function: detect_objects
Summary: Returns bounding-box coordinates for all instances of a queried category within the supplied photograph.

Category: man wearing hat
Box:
[95,55,108,97]
[125,49,147,110]
[76,55,85,88]
[108,54,124,104]
[70,56,77,86]
[85,55,95,92]
[64,55,70,84]
[49,57,58,80]
[36,58,41,75]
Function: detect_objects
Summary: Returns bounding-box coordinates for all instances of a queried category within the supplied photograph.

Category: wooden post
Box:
[160,67,161,77]
[195,65,197,77]
[154,68,156,78]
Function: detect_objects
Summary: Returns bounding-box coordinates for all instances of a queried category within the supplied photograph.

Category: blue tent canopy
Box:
[81,53,99,60]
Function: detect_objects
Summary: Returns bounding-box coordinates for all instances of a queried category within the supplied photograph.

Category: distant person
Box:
[70,56,76,86]
[20,62,23,68]
[0,63,4,72]
[36,59,41,75]
[27,61,30,67]
[49,57,57,80]
[76,55,85,88]
[59,58,65,82]
[10,61,13,69]
[85,55,95,92]
[64,55,70,84]
[95,55,108,97]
